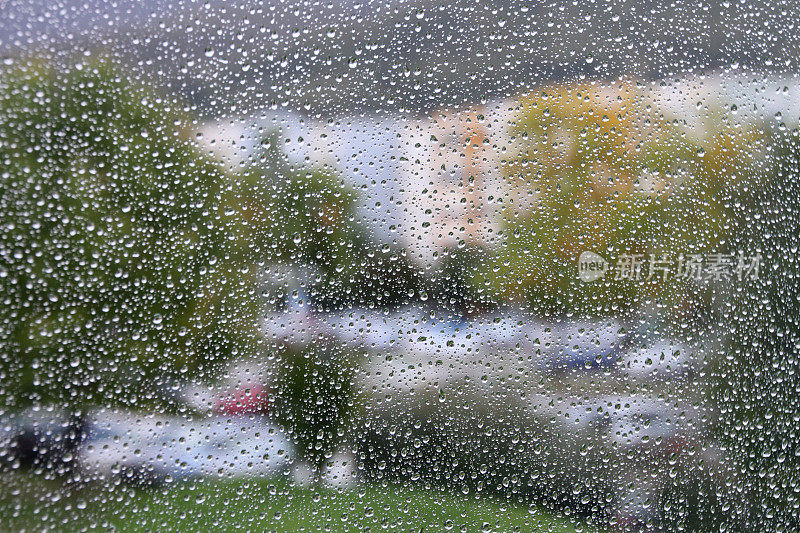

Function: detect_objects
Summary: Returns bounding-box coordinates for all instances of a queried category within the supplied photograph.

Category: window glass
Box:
[1,1,799,530]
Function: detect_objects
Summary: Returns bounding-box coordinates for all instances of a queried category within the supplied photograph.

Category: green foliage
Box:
[0,57,259,408]
[272,342,358,471]
[430,244,495,313]
[241,132,358,271]
[240,130,426,309]
[715,130,800,530]
[474,82,764,316]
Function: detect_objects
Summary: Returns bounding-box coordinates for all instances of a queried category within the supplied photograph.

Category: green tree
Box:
[239,131,361,302]
[714,129,800,530]
[0,57,259,409]
[272,341,359,475]
[474,81,764,316]
[239,130,425,309]
[238,132,417,469]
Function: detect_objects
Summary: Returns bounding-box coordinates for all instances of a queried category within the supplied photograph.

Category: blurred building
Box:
[196,74,795,269]
[397,105,509,266]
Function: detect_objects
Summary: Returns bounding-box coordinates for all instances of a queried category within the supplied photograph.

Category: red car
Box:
[214,383,271,416]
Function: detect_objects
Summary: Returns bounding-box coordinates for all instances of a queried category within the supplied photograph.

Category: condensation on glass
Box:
[0,1,798,531]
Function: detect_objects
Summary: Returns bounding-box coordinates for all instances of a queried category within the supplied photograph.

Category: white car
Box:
[191,417,292,478]
[621,340,695,379]
[79,410,292,484]
[606,399,698,450]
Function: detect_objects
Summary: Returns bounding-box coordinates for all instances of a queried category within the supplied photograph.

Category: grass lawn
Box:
[0,472,596,532]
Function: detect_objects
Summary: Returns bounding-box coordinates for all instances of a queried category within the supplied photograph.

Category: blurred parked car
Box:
[78,410,293,485]
[214,383,271,416]
[548,320,628,371]
[0,408,85,475]
[607,400,697,454]
[620,340,695,379]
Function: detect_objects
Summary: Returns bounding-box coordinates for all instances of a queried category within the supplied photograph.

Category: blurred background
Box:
[1,1,799,531]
